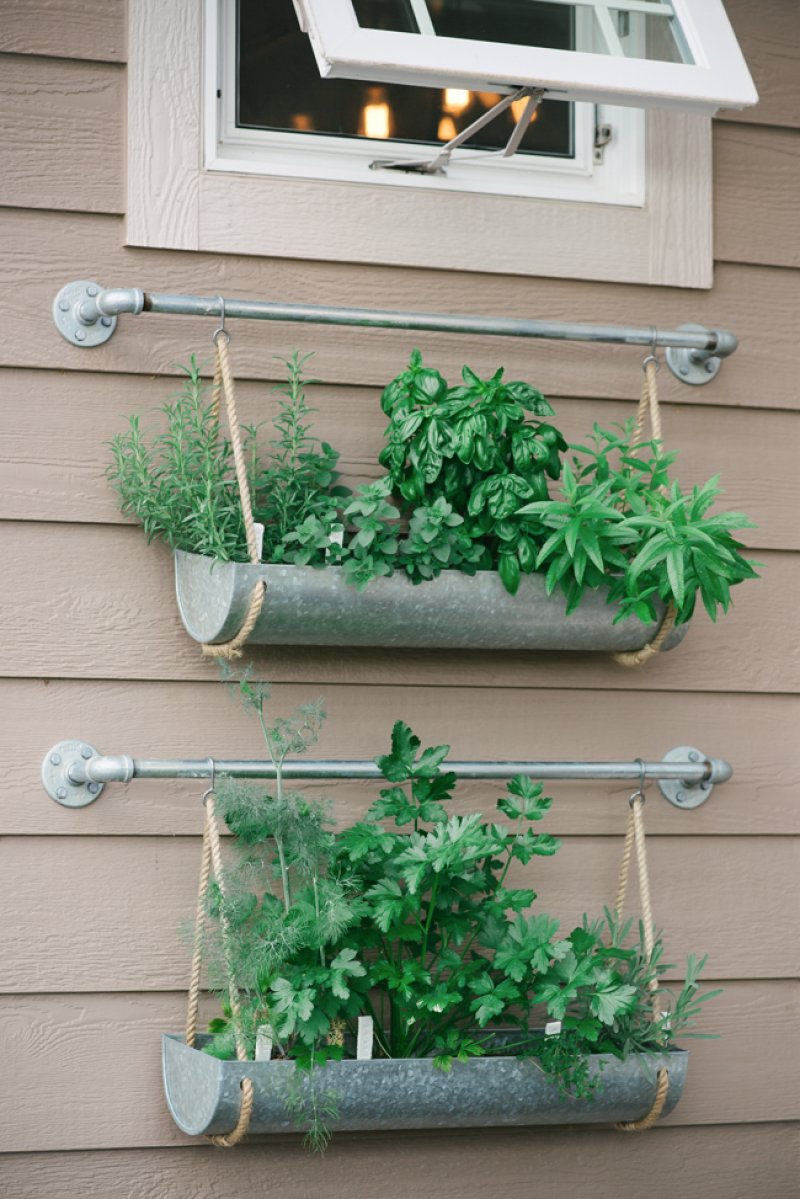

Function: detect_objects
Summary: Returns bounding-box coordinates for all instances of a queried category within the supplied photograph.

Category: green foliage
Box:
[379,351,567,592]
[519,421,759,623]
[106,356,252,560]
[111,352,757,622]
[107,353,345,563]
[196,701,718,1151]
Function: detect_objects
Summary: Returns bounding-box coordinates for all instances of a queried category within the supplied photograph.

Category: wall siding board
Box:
[6,679,798,837]
[716,0,800,130]
[0,1,126,63]
[2,1126,799,1199]
[0,55,124,214]
[1,209,799,410]
[1,984,796,1152]
[2,368,799,550]
[1,837,796,992]
[714,124,800,269]
[0,522,793,693]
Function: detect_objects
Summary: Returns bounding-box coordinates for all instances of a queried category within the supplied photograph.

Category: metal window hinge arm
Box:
[370,87,545,176]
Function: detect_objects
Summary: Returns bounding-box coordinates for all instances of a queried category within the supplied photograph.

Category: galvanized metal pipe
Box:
[67,755,731,786]
[76,287,738,359]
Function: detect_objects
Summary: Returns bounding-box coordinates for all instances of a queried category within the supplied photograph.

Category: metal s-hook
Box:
[642,326,661,374]
[201,757,217,805]
[628,757,647,807]
[212,296,229,346]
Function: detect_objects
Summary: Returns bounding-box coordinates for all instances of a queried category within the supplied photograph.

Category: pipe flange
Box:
[658,746,715,809]
[52,280,116,347]
[42,740,104,807]
[665,322,721,386]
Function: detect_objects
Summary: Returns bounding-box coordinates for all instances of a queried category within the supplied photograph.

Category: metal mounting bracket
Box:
[665,322,731,386]
[52,279,119,347]
[42,740,108,807]
[657,746,719,809]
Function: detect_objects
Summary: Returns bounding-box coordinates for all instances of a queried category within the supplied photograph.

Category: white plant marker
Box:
[254,521,265,560]
[356,1015,374,1060]
[326,523,345,561]
[544,1021,562,1037]
[255,1024,274,1061]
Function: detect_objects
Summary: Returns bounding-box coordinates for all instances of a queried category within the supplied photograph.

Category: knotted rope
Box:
[613,354,677,668]
[185,781,254,1147]
[613,777,669,1132]
[201,330,265,660]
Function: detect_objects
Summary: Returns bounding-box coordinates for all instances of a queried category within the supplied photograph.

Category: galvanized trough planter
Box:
[174,550,689,652]
[162,1034,687,1136]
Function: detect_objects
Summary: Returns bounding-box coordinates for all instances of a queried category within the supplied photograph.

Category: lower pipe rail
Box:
[42,742,731,811]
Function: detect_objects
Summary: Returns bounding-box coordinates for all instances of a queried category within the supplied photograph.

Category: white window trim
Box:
[127,0,714,288]
[299,0,758,114]
[213,1,646,207]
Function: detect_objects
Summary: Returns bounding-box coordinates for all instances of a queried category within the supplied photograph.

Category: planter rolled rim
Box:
[174,551,689,653]
[162,1033,687,1136]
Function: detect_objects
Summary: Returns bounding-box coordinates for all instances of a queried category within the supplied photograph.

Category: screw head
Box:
[700,781,711,791]
[688,751,700,762]
[56,787,68,800]
[58,299,70,312]
[87,782,100,795]
[705,360,716,373]
[679,365,688,377]
[50,752,62,765]
[86,285,98,297]
[81,746,93,759]
[100,317,112,328]
[675,790,686,803]
[74,329,86,342]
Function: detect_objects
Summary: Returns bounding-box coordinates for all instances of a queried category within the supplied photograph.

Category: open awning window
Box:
[294,0,758,115]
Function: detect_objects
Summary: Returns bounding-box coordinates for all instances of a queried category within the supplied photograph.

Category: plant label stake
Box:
[255,1026,274,1062]
[357,1016,374,1061]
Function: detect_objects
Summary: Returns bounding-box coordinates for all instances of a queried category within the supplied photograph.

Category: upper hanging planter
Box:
[175,550,689,652]
[163,1033,686,1136]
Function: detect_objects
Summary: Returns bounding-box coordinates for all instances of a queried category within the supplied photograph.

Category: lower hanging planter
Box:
[162,1034,686,1136]
[174,551,689,653]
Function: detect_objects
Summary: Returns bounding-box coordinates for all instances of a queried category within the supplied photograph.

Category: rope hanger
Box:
[200,299,266,660]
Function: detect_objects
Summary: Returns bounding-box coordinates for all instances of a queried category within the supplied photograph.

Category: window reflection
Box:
[237,0,574,158]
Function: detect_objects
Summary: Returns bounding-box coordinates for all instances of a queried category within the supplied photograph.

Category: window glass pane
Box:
[356,1,693,65]
[351,0,420,33]
[237,0,573,156]
[429,0,574,52]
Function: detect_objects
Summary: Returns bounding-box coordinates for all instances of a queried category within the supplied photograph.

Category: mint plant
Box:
[518,422,759,624]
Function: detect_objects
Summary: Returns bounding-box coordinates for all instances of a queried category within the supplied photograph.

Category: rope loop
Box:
[185,782,254,1146]
[200,327,266,659]
[613,780,669,1132]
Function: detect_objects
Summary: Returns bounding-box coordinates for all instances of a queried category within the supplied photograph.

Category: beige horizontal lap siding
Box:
[2,984,797,1151]
[3,1126,798,1199]
[0,0,798,1192]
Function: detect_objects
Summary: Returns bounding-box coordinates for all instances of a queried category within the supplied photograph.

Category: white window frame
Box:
[127,0,715,288]
[213,1,646,206]
[298,0,758,115]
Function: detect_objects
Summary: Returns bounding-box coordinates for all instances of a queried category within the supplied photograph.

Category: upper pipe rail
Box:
[52,280,738,386]
[42,741,732,811]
